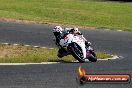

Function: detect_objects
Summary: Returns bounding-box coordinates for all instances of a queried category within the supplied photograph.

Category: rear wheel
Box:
[68,43,85,63]
[88,51,97,62]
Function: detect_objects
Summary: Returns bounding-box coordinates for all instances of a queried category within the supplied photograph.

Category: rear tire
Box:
[88,51,97,62]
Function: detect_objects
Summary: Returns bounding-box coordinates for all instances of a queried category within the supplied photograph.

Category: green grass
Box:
[0,44,112,63]
[0,0,131,30]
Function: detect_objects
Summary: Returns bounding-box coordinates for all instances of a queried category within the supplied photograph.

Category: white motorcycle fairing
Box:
[59,34,86,59]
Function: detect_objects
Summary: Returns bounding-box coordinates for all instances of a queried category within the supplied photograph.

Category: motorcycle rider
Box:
[53,26,91,58]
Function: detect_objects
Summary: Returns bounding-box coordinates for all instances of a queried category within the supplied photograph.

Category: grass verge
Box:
[0,0,131,30]
[0,44,112,63]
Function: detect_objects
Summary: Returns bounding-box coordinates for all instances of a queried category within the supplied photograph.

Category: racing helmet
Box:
[53,26,63,33]
[74,27,79,32]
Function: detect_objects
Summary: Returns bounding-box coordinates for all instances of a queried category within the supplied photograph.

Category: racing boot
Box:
[57,48,68,58]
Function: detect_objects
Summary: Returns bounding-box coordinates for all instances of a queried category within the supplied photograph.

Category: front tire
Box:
[68,43,85,63]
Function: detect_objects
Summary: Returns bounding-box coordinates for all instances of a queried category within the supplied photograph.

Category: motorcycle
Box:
[55,34,97,63]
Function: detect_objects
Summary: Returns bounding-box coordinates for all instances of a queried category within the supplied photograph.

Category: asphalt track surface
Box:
[0,21,132,88]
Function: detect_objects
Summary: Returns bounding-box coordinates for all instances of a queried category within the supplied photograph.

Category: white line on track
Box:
[98,55,119,60]
[13,43,19,46]
[24,45,31,47]
[117,30,123,32]
[33,46,40,48]
[72,55,119,62]
[0,62,59,65]
[2,43,10,45]
[0,55,121,65]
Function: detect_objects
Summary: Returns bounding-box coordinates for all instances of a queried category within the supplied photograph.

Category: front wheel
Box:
[68,43,85,63]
